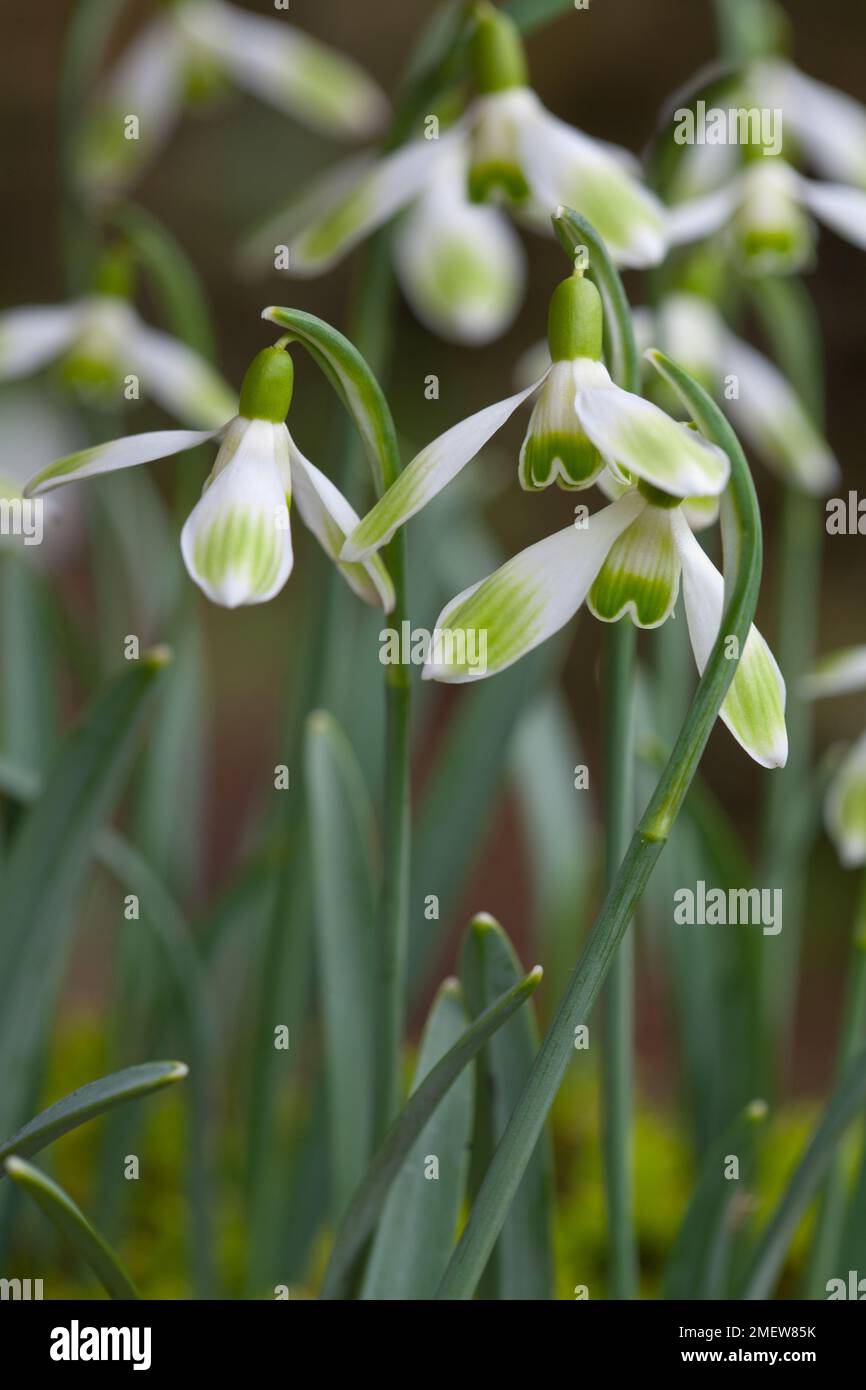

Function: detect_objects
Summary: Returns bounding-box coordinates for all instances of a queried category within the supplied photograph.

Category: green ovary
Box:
[521,430,602,490]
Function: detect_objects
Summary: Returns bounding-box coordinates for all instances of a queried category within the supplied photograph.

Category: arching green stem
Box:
[436,350,765,1299]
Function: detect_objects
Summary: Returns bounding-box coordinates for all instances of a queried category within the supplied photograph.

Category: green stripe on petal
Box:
[423,492,643,683]
[518,360,602,491]
[825,734,866,869]
[25,427,220,497]
[576,356,730,499]
[673,512,787,768]
[342,378,543,561]
[181,420,292,608]
[588,499,680,628]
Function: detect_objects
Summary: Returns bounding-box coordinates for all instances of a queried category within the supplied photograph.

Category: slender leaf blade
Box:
[321,963,543,1299]
[305,710,377,1219]
[361,979,474,1300]
[0,1061,188,1168]
[4,1158,140,1300]
[460,914,554,1299]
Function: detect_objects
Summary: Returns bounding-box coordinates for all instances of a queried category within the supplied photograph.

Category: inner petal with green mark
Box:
[468,90,532,204]
[588,500,681,627]
[519,361,602,490]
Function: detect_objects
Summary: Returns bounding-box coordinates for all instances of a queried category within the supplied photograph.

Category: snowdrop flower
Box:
[667,150,866,274]
[342,272,729,558]
[802,648,866,867]
[80,0,389,193]
[633,291,839,494]
[259,4,664,345]
[414,470,787,769]
[23,343,394,612]
[0,250,235,430]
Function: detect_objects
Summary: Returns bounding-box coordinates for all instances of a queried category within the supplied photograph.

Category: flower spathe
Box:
[803,647,866,867]
[342,274,730,562]
[421,479,787,769]
[24,345,394,612]
[80,0,389,192]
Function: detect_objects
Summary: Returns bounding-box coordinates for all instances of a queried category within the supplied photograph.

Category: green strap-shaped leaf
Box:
[662,1101,768,1300]
[739,1045,866,1299]
[4,1158,140,1300]
[459,915,554,1299]
[305,710,377,1220]
[262,306,400,495]
[0,1062,188,1169]
[321,963,543,1299]
[0,649,170,1143]
[361,979,474,1300]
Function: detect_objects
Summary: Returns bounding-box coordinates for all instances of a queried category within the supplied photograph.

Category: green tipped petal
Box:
[25,426,220,498]
[825,734,866,869]
[576,356,730,498]
[802,646,866,700]
[423,492,643,683]
[177,0,389,139]
[518,360,602,491]
[588,499,681,628]
[181,419,293,608]
[673,513,787,768]
[343,378,543,561]
[289,439,394,611]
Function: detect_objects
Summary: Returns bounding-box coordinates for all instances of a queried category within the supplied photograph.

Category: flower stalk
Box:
[435,336,765,1298]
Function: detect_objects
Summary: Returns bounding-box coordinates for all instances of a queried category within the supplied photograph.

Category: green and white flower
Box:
[253,5,665,345]
[803,647,866,867]
[667,154,866,274]
[0,273,235,431]
[418,468,787,768]
[80,0,388,192]
[342,273,729,560]
[23,344,394,612]
[633,291,840,494]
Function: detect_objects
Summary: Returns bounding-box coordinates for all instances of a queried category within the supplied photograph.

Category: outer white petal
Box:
[341,376,547,561]
[520,108,667,267]
[178,0,388,137]
[288,438,393,611]
[25,426,221,497]
[672,512,787,768]
[284,137,458,276]
[181,419,292,607]
[573,357,730,498]
[127,322,238,429]
[79,17,187,191]
[798,177,866,250]
[665,180,742,247]
[0,305,83,380]
[801,646,866,700]
[656,294,726,390]
[423,491,645,682]
[755,59,866,189]
[723,332,839,493]
[825,733,866,868]
[393,146,525,346]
